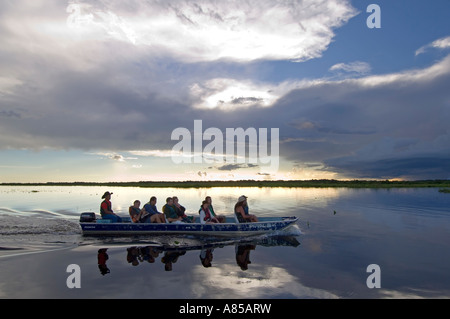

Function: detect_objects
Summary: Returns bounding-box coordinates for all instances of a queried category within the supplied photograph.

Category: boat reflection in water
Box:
[96,235,300,275]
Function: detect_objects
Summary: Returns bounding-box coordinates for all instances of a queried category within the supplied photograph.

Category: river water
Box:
[0,186,449,299]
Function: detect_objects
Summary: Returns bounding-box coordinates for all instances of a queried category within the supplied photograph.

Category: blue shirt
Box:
[143,203,160,216]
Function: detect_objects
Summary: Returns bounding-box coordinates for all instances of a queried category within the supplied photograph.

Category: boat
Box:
[79,212,299,237]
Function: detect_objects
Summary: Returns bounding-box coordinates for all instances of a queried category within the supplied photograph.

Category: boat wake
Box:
[0,209,82,250]
[0,214,80,236]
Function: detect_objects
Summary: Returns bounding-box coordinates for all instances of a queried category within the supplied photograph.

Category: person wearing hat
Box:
[234,195,258,222]
[100,191,123,223]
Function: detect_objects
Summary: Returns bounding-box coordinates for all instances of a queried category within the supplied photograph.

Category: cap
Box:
[101,191,113,199]
[238,195,248,202]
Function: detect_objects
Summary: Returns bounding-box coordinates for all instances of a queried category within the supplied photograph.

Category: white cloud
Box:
[64,0,357,63]
[189,77,322,110]
[89,152,137,162]
[0,77,23,97]
[415,35,450,56]
[128,150,177,158]
[66,2,138,44]
[329,61,371,75]
[190,79,279,109]
[356,54,450,87]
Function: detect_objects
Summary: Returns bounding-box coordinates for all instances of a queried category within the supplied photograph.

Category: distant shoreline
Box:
[1,179,450,189]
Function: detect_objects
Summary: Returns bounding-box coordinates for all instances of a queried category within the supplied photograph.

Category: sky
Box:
[0,0,449,182]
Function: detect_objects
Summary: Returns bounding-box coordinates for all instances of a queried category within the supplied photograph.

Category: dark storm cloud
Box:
[324,157,450,180]
[273,56,450,179]
[1,1,449,180]
[217,163,259,171]
[0,110,21,119]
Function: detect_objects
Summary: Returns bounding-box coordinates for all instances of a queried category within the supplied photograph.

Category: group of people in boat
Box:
[100,191,259,224]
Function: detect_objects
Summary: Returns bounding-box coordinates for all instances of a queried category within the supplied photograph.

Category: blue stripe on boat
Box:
[80,215,298,237]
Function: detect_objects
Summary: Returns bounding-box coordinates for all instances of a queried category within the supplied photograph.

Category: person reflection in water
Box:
[98,248,110,275]
[139,246,159,263]
[199,248,214,268]
[126,246,159,266]
[161,251,186,271]
[235,244,255,271]
[127,247,140,266]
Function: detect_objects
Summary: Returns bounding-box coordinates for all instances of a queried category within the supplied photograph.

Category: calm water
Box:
[0,186,449,299]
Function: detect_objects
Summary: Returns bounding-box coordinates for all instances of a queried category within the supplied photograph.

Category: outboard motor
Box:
[80,212,96,222]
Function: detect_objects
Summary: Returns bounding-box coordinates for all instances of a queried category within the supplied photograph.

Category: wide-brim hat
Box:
[102,191,113,199]
[238,195,248,202]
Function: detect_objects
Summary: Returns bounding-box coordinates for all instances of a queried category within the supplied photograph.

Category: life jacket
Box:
[200,208,212,222]
[129,206,142,222]
[100,199,112,217]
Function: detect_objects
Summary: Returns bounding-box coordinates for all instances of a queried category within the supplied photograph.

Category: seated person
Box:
[142,196,166,223]
[163,197,183,223]
[100,191,123,222]
[205,196,226,223]
[129,200,146,223]
[173,196,195,223]
[199,200,219,224]
[234,195,258,223]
